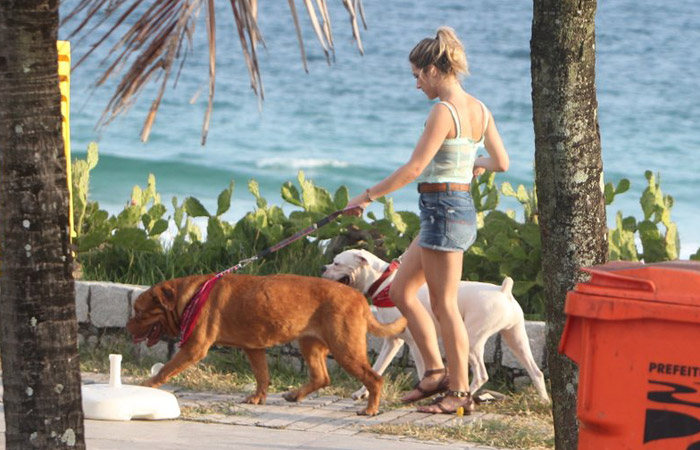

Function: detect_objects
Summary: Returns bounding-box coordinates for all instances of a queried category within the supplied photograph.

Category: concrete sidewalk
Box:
[0,373,506,449]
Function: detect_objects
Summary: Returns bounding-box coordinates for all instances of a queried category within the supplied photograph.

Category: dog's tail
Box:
[367,312,407,338]
[501,276,514,298]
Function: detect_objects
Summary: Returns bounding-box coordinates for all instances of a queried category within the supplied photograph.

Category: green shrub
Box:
[73,144,695,319]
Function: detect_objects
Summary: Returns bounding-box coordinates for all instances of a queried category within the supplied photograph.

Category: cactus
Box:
[501,181,538,224]
[471,172,499,211]
[607,171,679,262]
[71,142,99,238]
[608,212,638,262]
[604,178,630,205]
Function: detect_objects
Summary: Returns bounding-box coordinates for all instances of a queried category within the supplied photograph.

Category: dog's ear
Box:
[354,253,369,266]
[153,284,177,311]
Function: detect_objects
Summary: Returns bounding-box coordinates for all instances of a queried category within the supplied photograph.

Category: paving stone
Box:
[325,397,361,411]
[356,408,414,428]
[332,427,362,435]
[283,407,346,431]
[413,411,461,426]
[386,411,431,425]
[255,406,318,428]
[300,395,342,407]
[306,409,363,433]
[264,393,291,406]
[211,412,260,427]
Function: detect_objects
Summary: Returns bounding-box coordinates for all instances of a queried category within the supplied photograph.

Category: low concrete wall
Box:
[76,281,548,390]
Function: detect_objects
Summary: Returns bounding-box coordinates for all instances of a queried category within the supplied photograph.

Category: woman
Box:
[345,26,509,414]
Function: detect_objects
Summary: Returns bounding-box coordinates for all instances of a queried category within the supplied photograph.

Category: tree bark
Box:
[531,0,607,449]
[0,1,86,448]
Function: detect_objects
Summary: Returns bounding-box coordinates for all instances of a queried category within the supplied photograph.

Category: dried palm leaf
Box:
[287,0,309,73]
[63,0,367,144]
[302,0,330,65]
[355,0,367,30]
[342,0,364,55]
[317,0,335,61]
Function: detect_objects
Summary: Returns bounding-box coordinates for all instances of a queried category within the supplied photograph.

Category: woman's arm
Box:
[346,105,452,211]
[473,111,509,174]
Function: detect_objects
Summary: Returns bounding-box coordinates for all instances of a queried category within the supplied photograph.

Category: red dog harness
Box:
[366,260,401,308]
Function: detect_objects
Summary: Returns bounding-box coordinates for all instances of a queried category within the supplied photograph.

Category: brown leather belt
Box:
[417,182,471,193]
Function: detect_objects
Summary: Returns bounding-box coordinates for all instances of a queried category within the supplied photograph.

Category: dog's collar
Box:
[367,259,401,300]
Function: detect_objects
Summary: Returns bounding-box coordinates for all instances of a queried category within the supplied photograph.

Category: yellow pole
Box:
[57,41,74,238]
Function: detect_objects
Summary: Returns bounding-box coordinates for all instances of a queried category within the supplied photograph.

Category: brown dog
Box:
[126,273,406,415]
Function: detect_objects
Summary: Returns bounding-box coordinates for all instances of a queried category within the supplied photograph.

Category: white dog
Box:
[322,249,549,402]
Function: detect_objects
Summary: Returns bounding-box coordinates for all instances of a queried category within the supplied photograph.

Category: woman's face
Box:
[412,64,438,100]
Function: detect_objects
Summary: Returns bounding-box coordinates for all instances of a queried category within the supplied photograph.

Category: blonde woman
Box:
[345,26,509,414]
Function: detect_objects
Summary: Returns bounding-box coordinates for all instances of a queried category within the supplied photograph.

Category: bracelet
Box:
[365,189,374,203]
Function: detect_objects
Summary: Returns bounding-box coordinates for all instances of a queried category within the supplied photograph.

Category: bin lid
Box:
[574,260,700,307]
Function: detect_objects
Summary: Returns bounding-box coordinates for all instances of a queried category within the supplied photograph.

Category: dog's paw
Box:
[356,407,379,416]
[282,391,300,403]
[244,393,267,405]
[141,378,161,388]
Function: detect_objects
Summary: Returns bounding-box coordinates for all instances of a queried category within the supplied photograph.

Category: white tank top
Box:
[416,100,489,184]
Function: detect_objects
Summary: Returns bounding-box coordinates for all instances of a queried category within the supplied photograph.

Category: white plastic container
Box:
[82,354,180,421]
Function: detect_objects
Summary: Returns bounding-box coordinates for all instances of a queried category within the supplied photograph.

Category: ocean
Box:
[58,0,700,258]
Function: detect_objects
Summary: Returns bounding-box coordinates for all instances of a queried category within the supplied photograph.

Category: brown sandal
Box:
[417,390,475,415]
[400,368,449,404]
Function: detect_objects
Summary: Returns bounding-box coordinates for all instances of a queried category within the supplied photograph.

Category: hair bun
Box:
[409,26,469,77]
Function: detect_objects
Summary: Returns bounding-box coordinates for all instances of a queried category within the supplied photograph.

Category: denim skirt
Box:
[418,191,477,252]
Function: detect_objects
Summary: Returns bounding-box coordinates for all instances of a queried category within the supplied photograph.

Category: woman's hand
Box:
[344,192,371,216]
[473,155,486,178]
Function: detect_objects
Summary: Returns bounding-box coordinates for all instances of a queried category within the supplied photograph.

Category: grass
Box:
[180,401,254,419]
[369,414,553,450]
[79,333,155,379]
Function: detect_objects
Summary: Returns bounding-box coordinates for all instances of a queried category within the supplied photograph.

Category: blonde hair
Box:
[409,26,469,78]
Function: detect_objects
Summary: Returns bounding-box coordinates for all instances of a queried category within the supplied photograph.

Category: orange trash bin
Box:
[559,260,700,450]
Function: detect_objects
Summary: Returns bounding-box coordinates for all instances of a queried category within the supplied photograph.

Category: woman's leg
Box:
[390,237,446,403]
[417,246,471,413]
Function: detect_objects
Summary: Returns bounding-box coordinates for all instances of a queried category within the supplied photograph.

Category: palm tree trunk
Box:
[0,1,86,448]
[531,0,607,448]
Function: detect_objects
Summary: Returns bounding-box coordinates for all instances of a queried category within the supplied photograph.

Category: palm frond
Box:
[287,0,309,73]
[302,0,331,65]
[342,0,364,55]
[63,0,368,144]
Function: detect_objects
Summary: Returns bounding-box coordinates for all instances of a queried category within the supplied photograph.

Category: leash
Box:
[178,207,354,345]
